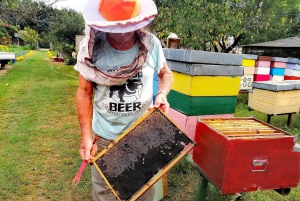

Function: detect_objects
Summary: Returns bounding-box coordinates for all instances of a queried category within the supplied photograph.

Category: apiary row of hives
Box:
[150,48,300,199]
[241,55,300,90]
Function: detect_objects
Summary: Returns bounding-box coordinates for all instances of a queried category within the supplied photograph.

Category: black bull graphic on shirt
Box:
[109,79,143,102]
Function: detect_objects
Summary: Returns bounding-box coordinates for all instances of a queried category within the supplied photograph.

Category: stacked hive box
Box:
[254,56,272,81]
[240,54,257,90]
[284,58,300,80]
[162,48,243,139]
[270,57,288,81]
[248,80,300,116]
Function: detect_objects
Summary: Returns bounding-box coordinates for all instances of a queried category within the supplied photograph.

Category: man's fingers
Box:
[91,144,98,156]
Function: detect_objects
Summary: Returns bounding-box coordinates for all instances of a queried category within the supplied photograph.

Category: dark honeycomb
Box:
[95,109,194,200]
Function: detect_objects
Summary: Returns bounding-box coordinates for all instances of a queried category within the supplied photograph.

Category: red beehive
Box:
[193,118,300,194]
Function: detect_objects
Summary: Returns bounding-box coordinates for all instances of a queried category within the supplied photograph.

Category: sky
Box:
[52,0,86,12]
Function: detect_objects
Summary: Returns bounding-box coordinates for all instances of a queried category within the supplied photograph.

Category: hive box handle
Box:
[251,159,268,172]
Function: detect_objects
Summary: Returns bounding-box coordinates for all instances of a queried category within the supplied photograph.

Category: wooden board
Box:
[163,48,243,65]
[255,60,271,67]
[252,80,300,91]
[271,75,284,81]
[270,61,286,68]
[255,67,270,75]
[243,66,255,75]
[270,68,285,76]
[285,69,300,77]
[284,76,300,80]
[166,60,243,76]
[168,90,237,116]
[253,74,270,81]
[286,63,298,70]
[258,56,273,61]
[172,71,241,96]
[242,59,255,67]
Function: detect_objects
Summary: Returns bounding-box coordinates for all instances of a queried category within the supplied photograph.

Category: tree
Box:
[0,0,55,29]
[0,20,12,46]
[152,0,300,52]
[48,8,84,55]
[19,27,41,49]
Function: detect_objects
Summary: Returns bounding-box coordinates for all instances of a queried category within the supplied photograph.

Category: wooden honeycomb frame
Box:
[92,108,196,201]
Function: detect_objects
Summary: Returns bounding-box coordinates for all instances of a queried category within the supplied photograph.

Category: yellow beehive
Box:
[172,71,241,96]
[248,88,300,115]
[242,59,256,67]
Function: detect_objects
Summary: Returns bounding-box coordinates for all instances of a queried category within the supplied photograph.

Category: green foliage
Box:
[49,8,84,48]
[18,27,41,49]
[65,57,77,65]
[152,0,300,51]
[0,21,11,46]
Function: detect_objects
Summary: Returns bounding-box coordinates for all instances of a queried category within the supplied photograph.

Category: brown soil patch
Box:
[0,65,13,77]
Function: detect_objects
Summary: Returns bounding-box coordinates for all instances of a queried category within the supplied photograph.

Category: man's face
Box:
[107,31,136,43]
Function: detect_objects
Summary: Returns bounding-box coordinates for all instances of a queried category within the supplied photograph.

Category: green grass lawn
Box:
[0,51,300,200]
[0,51,90,200]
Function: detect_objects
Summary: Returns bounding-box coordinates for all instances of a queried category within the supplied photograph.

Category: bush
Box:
[23,45,31,50]
[65,57,76,65]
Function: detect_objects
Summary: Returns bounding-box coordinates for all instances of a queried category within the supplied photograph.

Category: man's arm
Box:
[154,62,174,113]
[76,74,95,161]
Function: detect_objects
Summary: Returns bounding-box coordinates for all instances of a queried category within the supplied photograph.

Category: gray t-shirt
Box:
[76,33,166,140]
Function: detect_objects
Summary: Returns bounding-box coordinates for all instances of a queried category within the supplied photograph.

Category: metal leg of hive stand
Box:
[196,174,208,201]
[226,193,243,200]
[267,114,272,124]
[287,113,293,127]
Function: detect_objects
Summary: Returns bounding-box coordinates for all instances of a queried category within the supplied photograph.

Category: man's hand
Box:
[79,136,98,162]
[153,92,170,113]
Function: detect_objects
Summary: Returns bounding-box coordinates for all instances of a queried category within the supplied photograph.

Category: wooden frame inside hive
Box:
[92,108,196,201]
[200,117,292,138]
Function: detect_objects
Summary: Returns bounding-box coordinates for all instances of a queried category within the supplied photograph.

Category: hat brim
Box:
[83,0,157,33]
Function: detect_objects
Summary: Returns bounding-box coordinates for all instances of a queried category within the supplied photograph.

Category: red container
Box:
[254,74,270,81]
[193,118,300,194]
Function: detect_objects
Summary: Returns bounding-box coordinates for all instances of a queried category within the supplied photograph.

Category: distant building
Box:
[242,37,300,59]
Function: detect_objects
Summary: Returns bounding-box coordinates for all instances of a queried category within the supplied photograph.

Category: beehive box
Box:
[240,54,257,90]
[163,49,243,116]
[92,109,196,201]
[167,90,237,116]
[193,118,300,194]
[172,71,241,97]
[168,108,234,143]
[253,74,270,81]
[249,89,300,115]
[249,81,300,115]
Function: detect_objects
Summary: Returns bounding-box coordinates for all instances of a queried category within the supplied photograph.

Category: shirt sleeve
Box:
[148,33,166,73]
